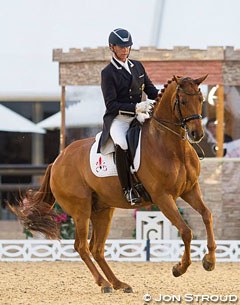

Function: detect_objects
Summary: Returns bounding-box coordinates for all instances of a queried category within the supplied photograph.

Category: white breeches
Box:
[110,114,135,150]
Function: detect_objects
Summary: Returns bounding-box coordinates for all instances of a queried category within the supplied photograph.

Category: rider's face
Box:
[112,45,130,62]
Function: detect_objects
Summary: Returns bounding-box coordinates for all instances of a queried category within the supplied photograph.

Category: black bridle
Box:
[152,83,205,159]
[174,85,202,128]
[153,84,203,129]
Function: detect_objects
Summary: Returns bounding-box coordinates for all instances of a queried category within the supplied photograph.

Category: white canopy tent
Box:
[37,101,104,129]
[37,86,105,130]
[0,104,45,133]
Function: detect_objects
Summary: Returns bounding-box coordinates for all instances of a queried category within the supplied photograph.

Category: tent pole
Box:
[216,85,224,157]
[60,85,66,153]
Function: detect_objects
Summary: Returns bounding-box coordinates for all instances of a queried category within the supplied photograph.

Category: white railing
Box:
[0,239,239,262]
[1,212,239,262]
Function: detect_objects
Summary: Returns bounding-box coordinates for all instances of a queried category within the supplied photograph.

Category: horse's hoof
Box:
[202,255,215,271]
[172,264,183,277]
[123,287,133,293]
[101,286,113,293]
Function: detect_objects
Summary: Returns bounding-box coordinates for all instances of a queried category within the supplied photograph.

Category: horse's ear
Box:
[173,75,180,84]
[194,74,208,85]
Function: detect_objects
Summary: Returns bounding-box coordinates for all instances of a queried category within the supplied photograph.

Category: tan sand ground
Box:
[0,261,239,305]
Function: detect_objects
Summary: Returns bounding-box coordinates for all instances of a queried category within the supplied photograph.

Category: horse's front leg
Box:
[154,194,193,277]
[90,207,133,293]
[181,182,216,271]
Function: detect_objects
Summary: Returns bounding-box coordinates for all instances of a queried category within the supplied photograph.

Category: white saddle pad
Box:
[90,132,141,177]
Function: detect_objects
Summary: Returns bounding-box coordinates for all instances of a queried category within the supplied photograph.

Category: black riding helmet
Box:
[108,28,133,47]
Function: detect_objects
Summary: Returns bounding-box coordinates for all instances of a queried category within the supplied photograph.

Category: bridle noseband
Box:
[174,85,202,128]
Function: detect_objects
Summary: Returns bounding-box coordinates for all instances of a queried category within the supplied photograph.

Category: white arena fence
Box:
[0,239,239,262]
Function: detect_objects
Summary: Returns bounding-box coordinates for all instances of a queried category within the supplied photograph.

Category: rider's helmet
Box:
[108,28,133,47]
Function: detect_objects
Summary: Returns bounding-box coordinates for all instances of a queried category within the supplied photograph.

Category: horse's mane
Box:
[151,76,179,114]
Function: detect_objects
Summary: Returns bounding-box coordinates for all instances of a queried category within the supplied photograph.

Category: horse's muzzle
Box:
[187,128,204,143]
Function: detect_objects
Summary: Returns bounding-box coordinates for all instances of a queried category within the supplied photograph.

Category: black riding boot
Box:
[115,145,141,205]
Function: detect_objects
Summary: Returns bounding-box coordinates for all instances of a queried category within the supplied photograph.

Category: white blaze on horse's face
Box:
[174,75,207,143]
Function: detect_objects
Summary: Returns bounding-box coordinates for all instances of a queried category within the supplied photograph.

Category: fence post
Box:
[145,239,151,261]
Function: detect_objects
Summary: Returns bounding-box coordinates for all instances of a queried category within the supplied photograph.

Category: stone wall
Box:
[223,61,240,85]
[53,46,225,63]
[53,46,240,86]
[143,61,222,85]
[0,221,25,239]
[108,209,136,239]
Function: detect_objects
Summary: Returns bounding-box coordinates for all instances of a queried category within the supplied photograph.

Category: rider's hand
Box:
[136,112,150,124]
[135,101,151,114]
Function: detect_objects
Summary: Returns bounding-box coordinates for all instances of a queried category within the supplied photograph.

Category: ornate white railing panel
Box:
[0,240,239,262]
[136,211,178,240]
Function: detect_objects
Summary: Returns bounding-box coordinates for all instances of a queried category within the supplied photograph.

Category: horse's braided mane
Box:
[152,76,178,111]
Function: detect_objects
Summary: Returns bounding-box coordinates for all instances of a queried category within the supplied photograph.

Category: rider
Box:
[98,28,159,205]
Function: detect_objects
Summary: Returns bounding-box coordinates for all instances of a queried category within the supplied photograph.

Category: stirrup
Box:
[124,188,141,206]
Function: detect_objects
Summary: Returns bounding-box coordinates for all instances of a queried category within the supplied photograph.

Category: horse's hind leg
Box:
[89,207,133,293]
[155,194,193,277]
[73,204,113,293]
[181,183,216,271]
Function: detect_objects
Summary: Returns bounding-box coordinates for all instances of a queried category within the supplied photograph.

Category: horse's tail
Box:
[8,163,60,239]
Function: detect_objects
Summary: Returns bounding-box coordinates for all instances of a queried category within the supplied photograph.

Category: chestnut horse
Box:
[10,75,216,293]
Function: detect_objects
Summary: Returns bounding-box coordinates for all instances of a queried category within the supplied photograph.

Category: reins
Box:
[152,117,187,140]
[152,116,205,160]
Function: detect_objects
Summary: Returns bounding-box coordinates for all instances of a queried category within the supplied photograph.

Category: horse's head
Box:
[171,75,207,143]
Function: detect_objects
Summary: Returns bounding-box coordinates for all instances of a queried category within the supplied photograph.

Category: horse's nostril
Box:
[191,130,203,141]
[191,131,196,139]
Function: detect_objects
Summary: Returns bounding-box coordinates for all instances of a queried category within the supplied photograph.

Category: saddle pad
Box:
[90,132,141,178]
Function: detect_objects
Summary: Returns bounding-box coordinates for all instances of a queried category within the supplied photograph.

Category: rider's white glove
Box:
[135,101,151,114]
[136,112,150,124]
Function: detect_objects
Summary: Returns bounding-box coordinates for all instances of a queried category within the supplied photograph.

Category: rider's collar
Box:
[111,57,134,71]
